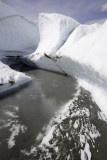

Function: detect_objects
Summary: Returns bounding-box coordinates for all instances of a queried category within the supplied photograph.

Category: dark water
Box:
[0,69,77,160]
[0,58,107,160]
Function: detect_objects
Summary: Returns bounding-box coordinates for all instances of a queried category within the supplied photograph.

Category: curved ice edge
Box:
[0,76,31,98]
[23,55,107,118]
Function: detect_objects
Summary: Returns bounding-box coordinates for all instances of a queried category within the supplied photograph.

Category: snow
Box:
[56,20,107,115]
[0,0,107,120]
[8,123,27,149]
[28,15,107,116]
[0,61,31,93]
[0,1,40,57]
[57,20,107,77]
[28,13,79,71]
[41,126,56,146]
[81,142,91,160]
[56,23,100,53]
[0,104,27,149]
[0,1,38,93]
[73,119,79,129]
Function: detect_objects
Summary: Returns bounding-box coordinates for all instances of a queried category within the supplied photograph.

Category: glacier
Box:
[55,20,107,114]
[27,13,107,116]
[0,0,107,117]
[27,13,79,72]
[0,0,40,57]
[0,0,38,94]
[0,2,107,158]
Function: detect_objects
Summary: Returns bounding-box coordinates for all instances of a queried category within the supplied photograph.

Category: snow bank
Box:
[28,13,79,71]
[0,61,31,94]
[0,1,40,57]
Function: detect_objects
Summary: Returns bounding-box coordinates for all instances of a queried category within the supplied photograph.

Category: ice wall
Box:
[28,13,79,71]
[28,14,107,115]
[0,1,40,57]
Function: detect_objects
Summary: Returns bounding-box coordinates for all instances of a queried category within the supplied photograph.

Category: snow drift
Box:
[27,13,107,115]
[0,0,40,57]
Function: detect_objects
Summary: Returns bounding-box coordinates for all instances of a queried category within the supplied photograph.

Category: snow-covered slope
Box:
[28,13,79,71]
[0,0,40,57]
[0,60,31,94]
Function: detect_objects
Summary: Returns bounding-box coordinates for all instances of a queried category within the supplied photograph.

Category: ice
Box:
[25,88,101,159]
[0,104,27,149]
[0,1,40,57]
[56,20,107,115]
[28,13,79,70]
[0,0,107,117]
[56,23,100,53]
[81,142,91,160]
[8,123,27,149]
[0,61,31,93]
[0,0,18,19]
[0,1,38,93]
[28,14,107,116]
[57,20,107,77]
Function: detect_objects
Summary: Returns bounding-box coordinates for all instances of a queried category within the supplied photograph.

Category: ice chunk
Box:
[0,61,31,94]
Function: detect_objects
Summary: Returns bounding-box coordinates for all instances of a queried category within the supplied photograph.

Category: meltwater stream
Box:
[0,61,107,160]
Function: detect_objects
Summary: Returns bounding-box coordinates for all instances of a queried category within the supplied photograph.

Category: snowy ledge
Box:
[0,61,31,97]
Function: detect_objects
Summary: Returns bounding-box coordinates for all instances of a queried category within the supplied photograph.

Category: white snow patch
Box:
[40,126,56,146]
[4,111,18,118]
[0,61,31,93]
[8,123,27,149]
[81,142,91,160]
[73,119,79,129]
